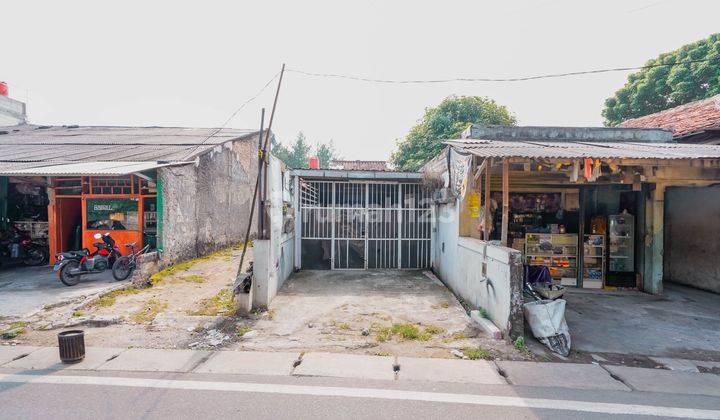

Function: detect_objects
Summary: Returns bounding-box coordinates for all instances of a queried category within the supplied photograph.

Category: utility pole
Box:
[235,64,286,283]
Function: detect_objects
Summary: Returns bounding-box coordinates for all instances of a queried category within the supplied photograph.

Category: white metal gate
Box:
[299,180,431,270]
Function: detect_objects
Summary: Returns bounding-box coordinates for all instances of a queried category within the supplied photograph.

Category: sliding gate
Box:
[300,180,431,270]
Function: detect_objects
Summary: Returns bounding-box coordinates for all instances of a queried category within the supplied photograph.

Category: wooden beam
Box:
[501,158,509,247]
[484,158,492,241]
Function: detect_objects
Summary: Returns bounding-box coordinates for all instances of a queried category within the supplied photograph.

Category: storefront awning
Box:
[0,161,190,177]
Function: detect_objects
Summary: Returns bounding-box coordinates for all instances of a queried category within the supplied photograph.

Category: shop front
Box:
[48,174,158,264]
[484,185,640,290]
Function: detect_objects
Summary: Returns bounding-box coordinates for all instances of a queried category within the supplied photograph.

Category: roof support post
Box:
[483,158,492,241]
[501,158,509,247]
[647,183,665,295]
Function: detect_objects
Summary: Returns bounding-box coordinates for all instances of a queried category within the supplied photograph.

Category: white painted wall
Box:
[434,201,522,336]
[253,156,295,308]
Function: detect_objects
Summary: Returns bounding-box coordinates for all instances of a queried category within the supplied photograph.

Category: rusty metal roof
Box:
[445,138,720,160]
[0,124,260,173]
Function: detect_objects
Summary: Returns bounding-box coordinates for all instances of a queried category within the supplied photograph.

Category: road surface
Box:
[1,369,719,419]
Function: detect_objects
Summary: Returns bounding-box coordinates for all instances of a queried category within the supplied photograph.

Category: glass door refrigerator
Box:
[607,212,635,287]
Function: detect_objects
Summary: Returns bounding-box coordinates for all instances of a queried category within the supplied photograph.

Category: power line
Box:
[286,58,714,84]
[182,71,281,159]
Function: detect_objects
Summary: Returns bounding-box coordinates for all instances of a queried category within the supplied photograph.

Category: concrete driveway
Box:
[235,270,522,359]
[565,283,720,359]
[0,264,117,318]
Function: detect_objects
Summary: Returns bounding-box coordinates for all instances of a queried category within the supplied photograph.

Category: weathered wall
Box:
[664,185,720,293]
[160,134,259,263]
[434,201,524,339]
[159,164,199,263]
[253,155,295,308]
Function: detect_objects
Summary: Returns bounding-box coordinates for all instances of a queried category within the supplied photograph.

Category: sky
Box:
[3,0,719,161]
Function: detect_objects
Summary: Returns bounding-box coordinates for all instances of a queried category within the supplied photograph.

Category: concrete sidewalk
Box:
[2,345,719,397]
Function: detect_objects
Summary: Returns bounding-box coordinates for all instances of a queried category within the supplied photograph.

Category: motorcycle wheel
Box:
[112,257,133,281]
[59,260,81,286]
[24,246,48,266]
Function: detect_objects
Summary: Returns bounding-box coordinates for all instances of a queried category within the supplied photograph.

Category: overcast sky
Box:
[3,1,719,160]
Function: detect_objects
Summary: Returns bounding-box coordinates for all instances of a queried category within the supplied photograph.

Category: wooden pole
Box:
[501,158,509,247]
[484,158,492,241]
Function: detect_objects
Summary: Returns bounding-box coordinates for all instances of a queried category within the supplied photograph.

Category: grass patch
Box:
[439,302,450,309]
[1,321,28,339]
[94,287,142,308]
[463,347,494,360]
[187,289,235,316]
[181,275,206,284]
[423,325,444,335]
[130,299,168,323]
[338,323,350,330]
[391,323,421,340]
[72,310,85,317]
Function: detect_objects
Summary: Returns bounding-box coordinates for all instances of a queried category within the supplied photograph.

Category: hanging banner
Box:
[450,148,473,198]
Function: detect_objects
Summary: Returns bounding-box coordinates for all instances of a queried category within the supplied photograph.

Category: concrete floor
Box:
[564,283,720,359]
[0,264,116,318]
[236,270,522,359]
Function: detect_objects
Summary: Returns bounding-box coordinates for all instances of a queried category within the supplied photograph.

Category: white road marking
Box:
[1,373,718,419]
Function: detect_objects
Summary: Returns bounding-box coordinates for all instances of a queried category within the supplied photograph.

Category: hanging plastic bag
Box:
[523,299,571,356]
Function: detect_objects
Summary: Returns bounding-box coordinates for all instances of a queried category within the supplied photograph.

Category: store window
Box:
[86,198,139,231]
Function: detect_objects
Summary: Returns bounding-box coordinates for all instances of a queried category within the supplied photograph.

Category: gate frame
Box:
[294,176,433,271]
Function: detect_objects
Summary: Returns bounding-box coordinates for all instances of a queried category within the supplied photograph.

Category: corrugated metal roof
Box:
[445,139,720,160]
[0,124,260,173]
[0,161,189,176]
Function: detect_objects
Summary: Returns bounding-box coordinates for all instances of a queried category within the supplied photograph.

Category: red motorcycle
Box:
[53,233,121,286]
[0,223,48,267]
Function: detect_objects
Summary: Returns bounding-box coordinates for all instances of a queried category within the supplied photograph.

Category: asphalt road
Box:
[1,369,719,419]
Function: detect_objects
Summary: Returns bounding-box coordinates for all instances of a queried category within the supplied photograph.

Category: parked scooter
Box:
[0,220,48,267]
[54,233,121,286]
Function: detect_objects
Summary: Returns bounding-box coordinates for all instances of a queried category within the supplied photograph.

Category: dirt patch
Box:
[3,245,250,349]
[230,270,527,360]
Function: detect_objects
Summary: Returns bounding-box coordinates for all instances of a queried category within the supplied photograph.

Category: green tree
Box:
[603,33,720,126]
[273,132,338,169]
[391,95,517,171]
[315,140,337,169]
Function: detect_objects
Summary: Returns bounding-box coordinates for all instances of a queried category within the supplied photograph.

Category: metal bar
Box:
[484,158,492,241]
[501,158,509,247]
[257,108,265,237]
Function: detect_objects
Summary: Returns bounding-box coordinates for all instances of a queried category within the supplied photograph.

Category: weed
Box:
[463,347,494,361]
[236,324,252,337]
[391,323,421,340]
[93,287,141,308]
[187,289,235,316]
[43,304,53,311]
[374,351,391,357]
[266,309,275,320]
[440,302,450,309]
[193,324,204,333]
[130,299,168,323]
[514,336,526,351]
[181,275,205,284]
[339,323,350,330]
[72,310,85,317]
[423,325,445,335]
[1,322,28,339]
[479,307,490,319]
[375,327,392,343]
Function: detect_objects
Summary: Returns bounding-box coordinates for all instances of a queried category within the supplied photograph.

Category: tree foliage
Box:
[391,95,517,171]
[273,132,338,169]
[603,33,720,126]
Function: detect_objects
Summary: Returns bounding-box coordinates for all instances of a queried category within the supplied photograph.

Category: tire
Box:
[112,257,133,281]
[59,260,81,286]
[24,246,48,266]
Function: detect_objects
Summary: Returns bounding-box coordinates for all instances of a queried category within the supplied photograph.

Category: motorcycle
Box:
[0,222,49,267]
[54,233,121,286]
